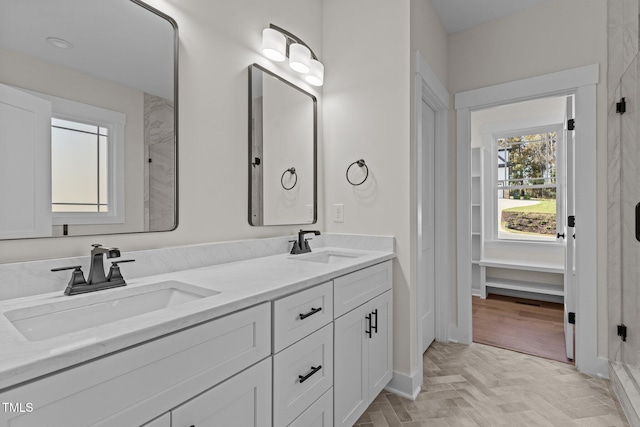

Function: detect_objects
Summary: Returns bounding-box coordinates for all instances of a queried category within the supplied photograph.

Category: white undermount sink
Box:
[289,250,365,265]
[4,281,219,341]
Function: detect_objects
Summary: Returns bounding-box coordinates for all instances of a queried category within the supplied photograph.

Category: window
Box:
[496,130,560,241]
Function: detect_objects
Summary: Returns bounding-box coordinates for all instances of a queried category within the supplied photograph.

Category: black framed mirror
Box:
[0,0,178,239]
[248,64,317,226]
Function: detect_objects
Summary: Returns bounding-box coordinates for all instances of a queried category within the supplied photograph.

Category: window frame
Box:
[27,90,126,226]
[486,122,564,244]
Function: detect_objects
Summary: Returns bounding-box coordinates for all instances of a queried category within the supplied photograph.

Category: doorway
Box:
[467,95,574,363]
[454,64,603,376]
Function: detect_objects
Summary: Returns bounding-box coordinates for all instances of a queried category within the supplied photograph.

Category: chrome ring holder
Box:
[346,159,369,186]
[281,167,297,190]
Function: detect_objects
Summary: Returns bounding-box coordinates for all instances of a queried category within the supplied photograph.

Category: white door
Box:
[564,96,576,360]
[170,357,272,427]
[421,100,436,352]
[0,83,52,238]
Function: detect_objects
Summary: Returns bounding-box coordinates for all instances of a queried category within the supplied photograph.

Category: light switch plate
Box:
[333,204,344,223]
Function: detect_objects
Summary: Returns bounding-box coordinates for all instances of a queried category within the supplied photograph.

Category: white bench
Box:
[478,258,565,300]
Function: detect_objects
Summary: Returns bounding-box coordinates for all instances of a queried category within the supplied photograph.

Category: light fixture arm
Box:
[269,23,319,61]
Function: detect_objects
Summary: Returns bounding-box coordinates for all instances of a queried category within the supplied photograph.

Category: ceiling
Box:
[431,0,556,34]
[0,0,175,100]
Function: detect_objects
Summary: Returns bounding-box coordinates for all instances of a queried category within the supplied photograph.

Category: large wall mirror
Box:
[248,64,317,226]
[0,0,178,239]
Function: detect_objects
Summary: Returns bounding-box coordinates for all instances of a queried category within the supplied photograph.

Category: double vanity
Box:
[0,237,394,427]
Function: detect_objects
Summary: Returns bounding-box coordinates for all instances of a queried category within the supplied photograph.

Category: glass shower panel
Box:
[618,53,640,382]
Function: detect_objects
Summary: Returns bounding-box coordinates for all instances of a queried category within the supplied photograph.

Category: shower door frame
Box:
[454,64,606,377]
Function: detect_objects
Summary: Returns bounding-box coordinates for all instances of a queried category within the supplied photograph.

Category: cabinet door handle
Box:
[371,309,378,334]
[299,307,322,320]
[636,203,640,242]
[365,314,372,338]
[298,365,322,383]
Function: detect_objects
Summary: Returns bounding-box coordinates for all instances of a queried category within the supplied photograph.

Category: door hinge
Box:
[567,119,575,130]
[568,215,575,227]
[568,312,575,324]
[618,324,627,342]
[617,98,627,114]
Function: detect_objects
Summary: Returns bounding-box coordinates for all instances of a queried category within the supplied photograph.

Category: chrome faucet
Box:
[52,244,135,295]
[290,230,321,255]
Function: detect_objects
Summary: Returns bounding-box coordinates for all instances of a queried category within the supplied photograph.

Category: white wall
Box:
[323,0,411,375]
[323,0,448,382]
[0,0,323,263]
[410,0,448,89]
[448,0,608,356]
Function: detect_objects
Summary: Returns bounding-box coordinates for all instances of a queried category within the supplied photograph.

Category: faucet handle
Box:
[111,259,135,264]
[51,265,82,272]
[107,259,135,283]
[91,243,102,249]
[52,266,87,294]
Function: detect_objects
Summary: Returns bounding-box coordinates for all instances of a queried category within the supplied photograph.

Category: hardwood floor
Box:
[472,294,572,364]
[355,342,628,426]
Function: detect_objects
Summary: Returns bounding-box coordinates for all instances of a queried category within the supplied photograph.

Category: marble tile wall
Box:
[143,93,176,232]
[0,233,394,301]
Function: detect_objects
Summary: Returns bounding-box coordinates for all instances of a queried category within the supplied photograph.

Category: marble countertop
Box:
[0,247,394,390]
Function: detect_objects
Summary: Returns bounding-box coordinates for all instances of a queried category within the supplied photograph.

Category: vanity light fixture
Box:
[262,28,286,61]
[261,24,324,86]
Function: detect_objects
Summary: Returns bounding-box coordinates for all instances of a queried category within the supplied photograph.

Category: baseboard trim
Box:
[610,362,640,427]
[385,370,421,400]
[449,324,471,345]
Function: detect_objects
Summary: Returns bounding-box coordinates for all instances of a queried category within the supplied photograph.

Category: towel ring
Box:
[281,167,297,190]
[346,159,368,186]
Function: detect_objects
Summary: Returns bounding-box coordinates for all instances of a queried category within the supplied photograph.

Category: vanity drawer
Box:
[273,323,333,427]
[334,260,392,318]
[273,281,333,352]
[288,388,333,427]
[0,303,271,427]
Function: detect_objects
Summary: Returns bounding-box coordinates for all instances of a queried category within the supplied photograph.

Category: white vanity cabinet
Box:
[171,357,272,427]
[0,256,394,427]
[272,281,334,427]
[333,261,393,427]
[0,303,271,427]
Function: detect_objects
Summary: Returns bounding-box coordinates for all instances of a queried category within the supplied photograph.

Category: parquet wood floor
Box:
[472,295,571,364]
[355,342,629,426]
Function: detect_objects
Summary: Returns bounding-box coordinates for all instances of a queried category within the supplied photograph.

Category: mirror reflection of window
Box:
[51,118,109,214]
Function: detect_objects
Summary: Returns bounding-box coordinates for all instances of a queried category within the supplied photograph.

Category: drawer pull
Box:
[298,365,322,383]
[299,307,322,320]
[365,314,372,338]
